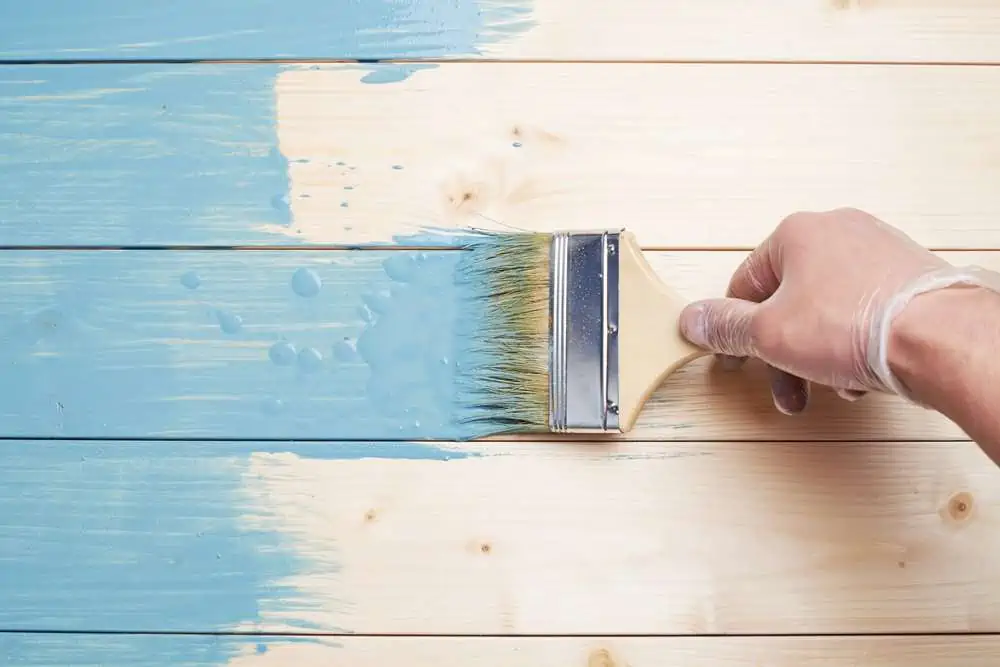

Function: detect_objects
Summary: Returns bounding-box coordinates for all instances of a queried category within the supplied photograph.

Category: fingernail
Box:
[679,304,706,347]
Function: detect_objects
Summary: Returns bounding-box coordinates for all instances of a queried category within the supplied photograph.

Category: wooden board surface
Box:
[3,63,1000,249]
[0,248,988,441]
[5,0,1000,63]
[4,438,999,635]
[2,634,999,666]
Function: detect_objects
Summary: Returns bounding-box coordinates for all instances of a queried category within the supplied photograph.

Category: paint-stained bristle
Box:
[452,231,551,433]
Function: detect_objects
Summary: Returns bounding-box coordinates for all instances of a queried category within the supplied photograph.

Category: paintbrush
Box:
[452,228,709,435]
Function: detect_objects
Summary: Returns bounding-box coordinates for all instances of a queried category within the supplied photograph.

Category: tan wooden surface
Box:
[271,63,1000,250]
[478,0,1000,63]
[230,440,1000,635]
[226,636,1000,665]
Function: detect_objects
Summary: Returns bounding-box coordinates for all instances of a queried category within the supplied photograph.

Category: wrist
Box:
[888,283,1000,409]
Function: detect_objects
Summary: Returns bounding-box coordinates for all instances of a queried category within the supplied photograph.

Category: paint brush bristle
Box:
[452,231,552,433]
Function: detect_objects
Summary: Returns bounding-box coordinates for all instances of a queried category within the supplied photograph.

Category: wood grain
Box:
[4,63,1000,249]
[3,438,999,634]
[0,248,986,441]
[2,634,999,666]
[272,63,1000,249]
[4,0,1000,63]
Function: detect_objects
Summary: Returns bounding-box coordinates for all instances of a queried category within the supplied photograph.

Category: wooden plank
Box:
[2,438,999,634]
[4,1,1000,63]
[2,634,999,666]
[3,63,1000,249]
[0,248,984,441]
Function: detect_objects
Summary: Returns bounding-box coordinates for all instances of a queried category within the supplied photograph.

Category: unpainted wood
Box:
[271,63,1000,249]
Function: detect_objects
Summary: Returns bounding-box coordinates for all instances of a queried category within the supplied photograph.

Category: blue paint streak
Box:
[0,0,534,61]
[0,64,291,246]
[0,439,467,645]
[0,633,333,665]
[0,248,534,440]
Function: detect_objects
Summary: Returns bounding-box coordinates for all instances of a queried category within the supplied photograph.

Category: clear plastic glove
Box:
[677,208,989,414]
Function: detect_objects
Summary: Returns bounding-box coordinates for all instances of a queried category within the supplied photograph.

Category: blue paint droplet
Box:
[298,193,311,199]
[333,339,359,362]
[256,644,268,655]
[344,185,354,190]
[382,254,416,282]
[291,268,322,298]
[216,310,243,334]
[270,194,290,212]
[336,161,346,166]
[392,164,404,170]
[297,347,324,373]
[180,271,201,289]
[512,142,522,148]
[291,158,310,164]
[341,201,349,208]
[268,341,297,366]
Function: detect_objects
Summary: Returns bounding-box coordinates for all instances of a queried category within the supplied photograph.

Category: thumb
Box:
[679,298,758,358]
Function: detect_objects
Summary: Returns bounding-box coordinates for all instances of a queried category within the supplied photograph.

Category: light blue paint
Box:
[0,633,335,665]
[0,249,542,440]
[0,64,292,247]
[0,1,534,61]
[0,438,468,641]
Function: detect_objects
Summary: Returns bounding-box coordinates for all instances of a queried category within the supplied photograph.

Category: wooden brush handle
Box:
[617,231,710,432]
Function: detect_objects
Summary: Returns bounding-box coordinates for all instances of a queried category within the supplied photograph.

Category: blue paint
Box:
[291,268,322,298]
[269,341,298,366]
[0,64,292,247]
[0,1,535,61]
[180,271,202,290]
[0,633,333,665]
[0,438,470,643]
[360,64,436,85]
[0,249,539,440]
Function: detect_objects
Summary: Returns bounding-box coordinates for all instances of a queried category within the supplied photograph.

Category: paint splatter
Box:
[215,310,243,334]
[296,347,323,373]
[180,271,201,289]
[269,341,297,366]
[291,268,322,298]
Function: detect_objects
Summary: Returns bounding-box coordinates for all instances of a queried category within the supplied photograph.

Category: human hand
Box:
[677,208,953,414]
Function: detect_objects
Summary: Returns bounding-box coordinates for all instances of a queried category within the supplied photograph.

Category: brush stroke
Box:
[0,64,291,247]
[0,248,526,440]
[0,0,533,61]
[0,439,467,640]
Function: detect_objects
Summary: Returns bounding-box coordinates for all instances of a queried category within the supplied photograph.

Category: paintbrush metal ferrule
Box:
[549,229,622,433]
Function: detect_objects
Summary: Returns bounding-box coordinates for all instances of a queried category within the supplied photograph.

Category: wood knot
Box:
[588,648,617,667]
[947,492,974,522]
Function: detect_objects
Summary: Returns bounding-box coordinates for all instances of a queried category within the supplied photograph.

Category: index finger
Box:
[727,234,781,303]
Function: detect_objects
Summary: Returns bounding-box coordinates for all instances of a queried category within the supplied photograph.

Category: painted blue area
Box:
[0,0,534,61]
[0,633,335,665]
[0,64,294,247]
[0,248,535,440]
[0,439,464,640]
